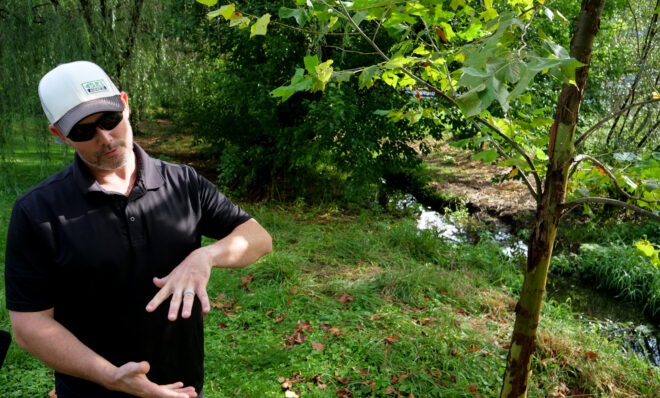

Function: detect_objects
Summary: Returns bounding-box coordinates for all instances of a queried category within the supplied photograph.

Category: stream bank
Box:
[397,193,660,366]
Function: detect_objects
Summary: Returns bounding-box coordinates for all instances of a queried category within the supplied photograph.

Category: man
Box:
[4,61,272,397]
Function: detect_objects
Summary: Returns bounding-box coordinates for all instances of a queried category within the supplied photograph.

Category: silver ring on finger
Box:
[183,289,195,297]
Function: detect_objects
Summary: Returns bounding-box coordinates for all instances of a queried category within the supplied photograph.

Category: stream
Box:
[400,195,660,366]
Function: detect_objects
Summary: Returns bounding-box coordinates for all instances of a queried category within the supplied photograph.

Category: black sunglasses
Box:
[68,112,124,142]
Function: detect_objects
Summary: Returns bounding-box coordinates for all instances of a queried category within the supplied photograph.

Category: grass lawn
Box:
[0,123,658,397]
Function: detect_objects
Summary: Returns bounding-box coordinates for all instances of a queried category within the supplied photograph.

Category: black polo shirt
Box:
[5,144,251,397]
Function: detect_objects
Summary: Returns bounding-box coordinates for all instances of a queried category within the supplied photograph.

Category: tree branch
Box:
[571,154,660,204]
[561,197,660,222]
[335,0,542,194]
[575,98,660,149]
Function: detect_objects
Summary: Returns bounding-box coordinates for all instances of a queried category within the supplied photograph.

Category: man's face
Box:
[67,106,133,171]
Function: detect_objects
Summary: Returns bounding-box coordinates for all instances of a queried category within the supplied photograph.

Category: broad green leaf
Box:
[499,156,529,170]
[535,147,548,161]
[304,55,319,75]
[461,66,491,78]
[457,22,483,41]
[386,56,411,69]
[197,0,218,6]
[635,240,660,268]
[332,70,353,83]
[359,65,380,89]
[229,15,250,28]
[472,149,498,163]
[481,8,498,22]
[279,7,309,27]
[413,45,430,56]
[381,70,400,87]
[450,0,465,10]
[614,152,637,162]
[314,60,334,86]
[250,13,271,38]
[487,77,509,112]
[457,84,485,118]
[450,138,472,148]
[398,74,416,88]
[208,4,235,20]
[352,11,369,27]
[485,0,493,8]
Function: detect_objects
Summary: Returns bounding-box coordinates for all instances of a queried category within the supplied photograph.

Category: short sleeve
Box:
[4,202,56,312]
[196,175,252,240]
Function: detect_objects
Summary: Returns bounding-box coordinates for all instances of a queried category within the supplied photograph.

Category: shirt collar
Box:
[72,143,164,195]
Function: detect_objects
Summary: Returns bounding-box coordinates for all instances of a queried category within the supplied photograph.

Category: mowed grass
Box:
[0,124,659,397]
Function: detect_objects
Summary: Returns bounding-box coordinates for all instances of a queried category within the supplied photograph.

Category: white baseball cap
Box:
[38,61,124,136]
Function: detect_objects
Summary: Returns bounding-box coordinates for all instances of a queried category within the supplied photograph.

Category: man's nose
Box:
[95,127,113,143]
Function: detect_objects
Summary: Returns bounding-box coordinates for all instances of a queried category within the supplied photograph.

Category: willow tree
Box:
[199,0,660,395]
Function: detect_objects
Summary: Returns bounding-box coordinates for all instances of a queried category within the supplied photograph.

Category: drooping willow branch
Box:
[561,197,660,222]
[334,0,542,196]
[570,154,660,203]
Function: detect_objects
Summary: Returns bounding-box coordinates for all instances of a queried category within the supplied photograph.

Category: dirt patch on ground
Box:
[135,119,219,182]
[426,141,536,218]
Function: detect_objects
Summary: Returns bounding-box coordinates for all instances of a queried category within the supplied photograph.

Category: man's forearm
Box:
[204,218,272,269]
[9,309,117,389]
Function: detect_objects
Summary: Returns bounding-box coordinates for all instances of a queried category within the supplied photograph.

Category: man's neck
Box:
[88,151,137,196]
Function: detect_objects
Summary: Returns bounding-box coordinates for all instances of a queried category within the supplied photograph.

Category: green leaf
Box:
[450,0,465,10]
[457,22,483,41]
[279,7,309,27]
[332,70,353,83]
[614,152,637,162]
[229,15,250,28]
[480,7,498,22]
[197,0,218,6]
[250,13,271,38]
[635,240,660,268]
[457,83,485,117]
[304,55,319,75]
[359,66,380,89]
[208,4,235,20]
[450,138,472,148]
[472,149,498,163]
[498,156,529,170]
[381,70,400,87]
[313,60,334,90]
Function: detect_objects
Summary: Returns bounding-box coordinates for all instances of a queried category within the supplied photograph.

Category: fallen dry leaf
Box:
[239,274,254,290]
[217,322,227,329]
[370,313,383,321]
[352,367,370,376]
[311,374,327,389]
[311,342,325,351]
[384,335,400,343]
[467,383,478,393]
[48,389,57,398]
[385,385,398,395]
[391,373,408,384]
[336,388,353,398]
[297,320,314,332]
[337,293,354,304]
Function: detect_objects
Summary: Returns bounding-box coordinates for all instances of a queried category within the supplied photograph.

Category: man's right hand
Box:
[108,361,197,398]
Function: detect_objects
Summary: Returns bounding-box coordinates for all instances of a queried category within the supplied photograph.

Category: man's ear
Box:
[120,91,129,114]
[49,125,66,141]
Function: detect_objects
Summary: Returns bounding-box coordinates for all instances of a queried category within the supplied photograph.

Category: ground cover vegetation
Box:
[0,132,659,396]
[198,0,660,394]
[1,0,659,396]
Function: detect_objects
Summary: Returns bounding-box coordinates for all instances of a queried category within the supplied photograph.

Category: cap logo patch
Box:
[81,80,109,94]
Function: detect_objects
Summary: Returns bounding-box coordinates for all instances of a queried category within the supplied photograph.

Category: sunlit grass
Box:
[0,130,658,397]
